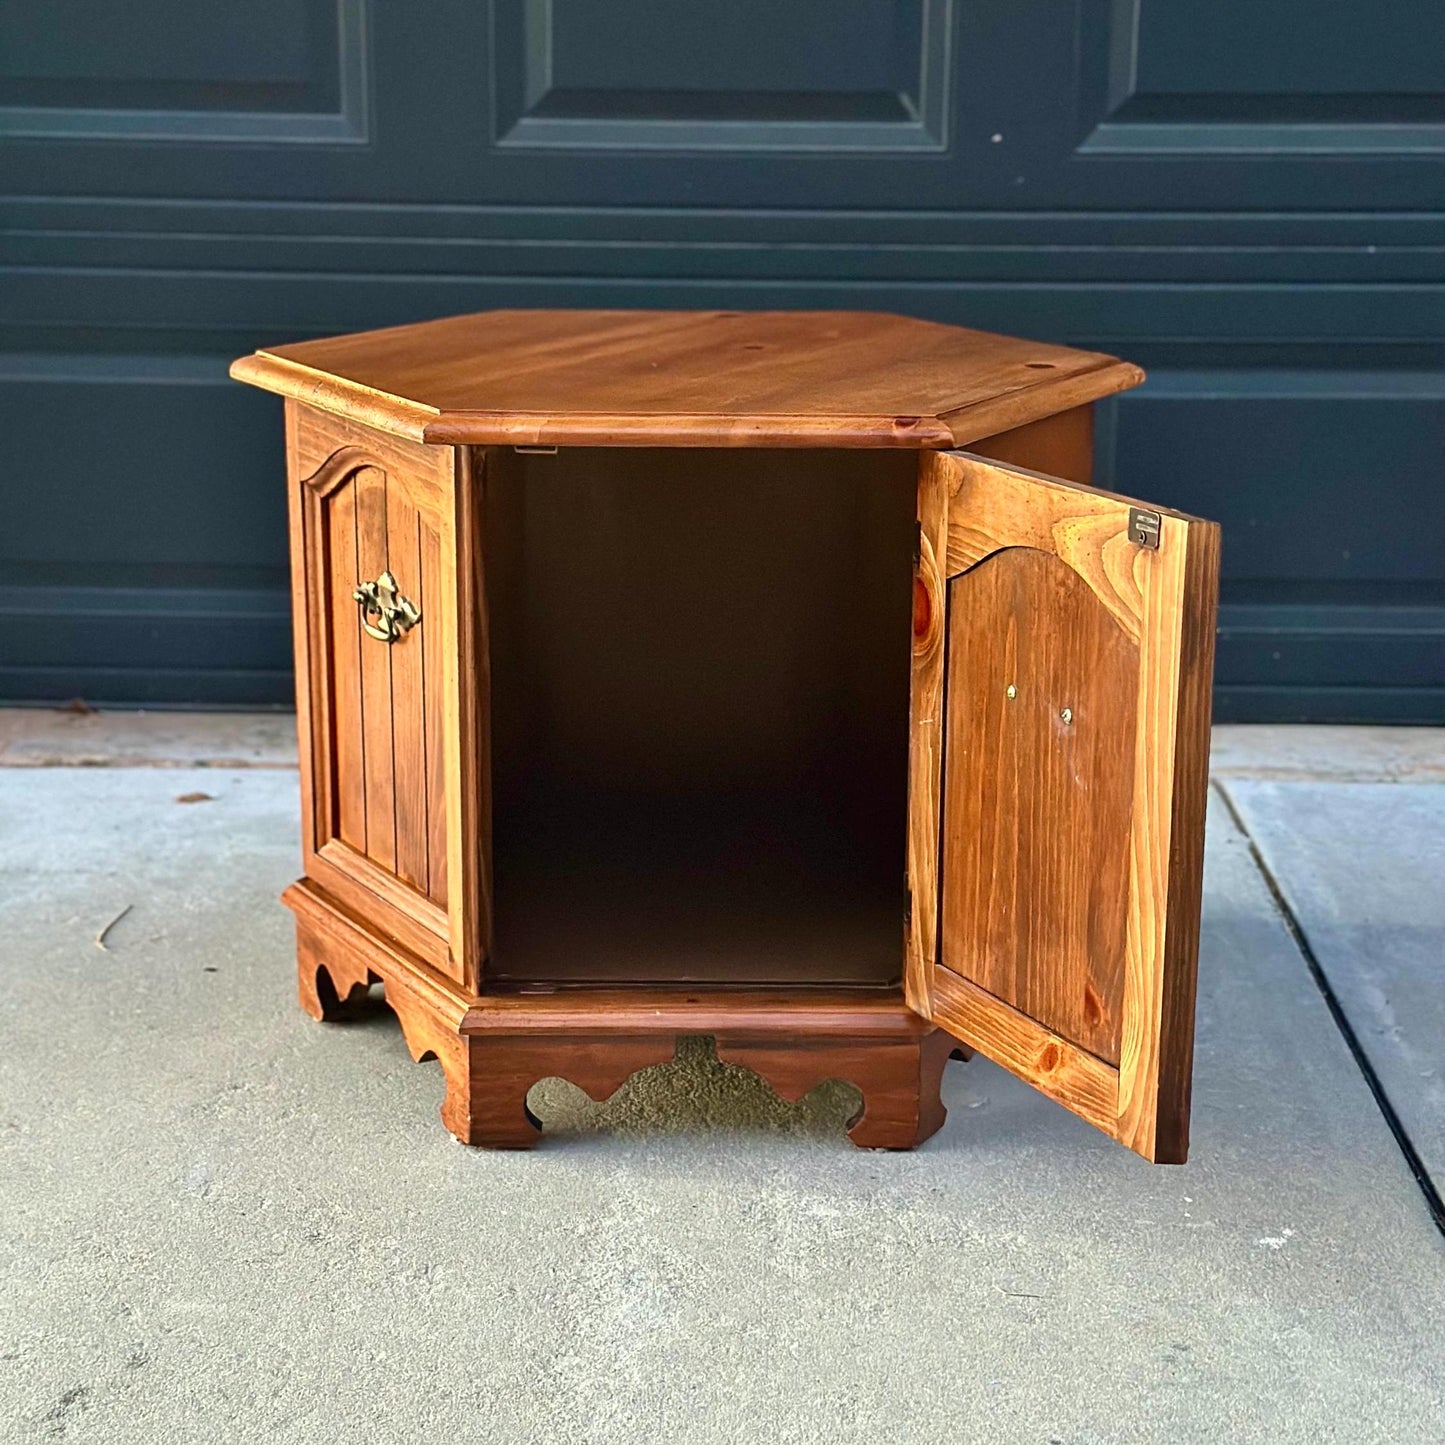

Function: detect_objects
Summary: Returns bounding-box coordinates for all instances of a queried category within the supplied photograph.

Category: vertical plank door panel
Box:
[908,450,1219,1162]
[387,489,429,892]
[940,546,1136,1065]
[291,411,462,983]
[326,479,367,851]
[354,467,397,874]
[420,519,449,909]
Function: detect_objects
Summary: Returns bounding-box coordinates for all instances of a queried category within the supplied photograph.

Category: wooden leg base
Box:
[286,879,962,1151]
[714,1031,957,1150]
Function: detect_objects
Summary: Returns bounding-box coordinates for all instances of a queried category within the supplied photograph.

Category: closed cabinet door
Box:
[907,450,1220,1163]
[290,410,467,984]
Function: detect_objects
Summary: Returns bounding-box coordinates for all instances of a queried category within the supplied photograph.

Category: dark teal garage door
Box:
[2,0,1441,719]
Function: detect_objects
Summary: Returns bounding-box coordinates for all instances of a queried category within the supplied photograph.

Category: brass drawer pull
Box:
[352,570,420,643]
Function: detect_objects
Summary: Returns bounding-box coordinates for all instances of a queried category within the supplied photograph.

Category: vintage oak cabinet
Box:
[232,310,1219,1159]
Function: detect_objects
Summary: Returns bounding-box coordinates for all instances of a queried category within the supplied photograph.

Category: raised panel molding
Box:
[491,0,953,151]
[0,0,369,143]
[1077,0,1445,154]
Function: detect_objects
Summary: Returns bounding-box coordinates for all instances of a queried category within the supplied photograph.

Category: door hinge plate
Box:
[1128,507,1162,550]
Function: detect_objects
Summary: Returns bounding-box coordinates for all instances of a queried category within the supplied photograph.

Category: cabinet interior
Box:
[483,446,918,989]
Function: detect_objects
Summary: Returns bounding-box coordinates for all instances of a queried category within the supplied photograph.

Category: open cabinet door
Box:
[907,451,1220,1163]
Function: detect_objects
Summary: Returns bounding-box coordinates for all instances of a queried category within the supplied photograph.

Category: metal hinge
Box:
[904,886,914,930]
[912,520,923,567]
[1128,507,1162,550]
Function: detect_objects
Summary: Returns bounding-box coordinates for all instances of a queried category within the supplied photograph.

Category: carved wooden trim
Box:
[285,879,963,1151]
[716,1029,956,1149]
[941,454,1158,641]
[299,440,448,521]
[300,444,377,498]
[287,880,473,1139]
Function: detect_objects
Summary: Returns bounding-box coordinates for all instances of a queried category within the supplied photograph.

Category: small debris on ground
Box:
[94,903,133,951]
[1257,1228,1296,1251]
[61,698,97,716]
[175,791,215,804]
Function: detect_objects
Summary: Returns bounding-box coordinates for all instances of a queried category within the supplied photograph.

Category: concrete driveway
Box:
[1,712,1441,1443]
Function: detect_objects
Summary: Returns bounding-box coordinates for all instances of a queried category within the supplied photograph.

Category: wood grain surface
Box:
[909,449,1219,1162]
[482,445,915,989]
[968,405,1094,484]
[287,877,962,1150]
[354,466,397,872]
[420,521,449,909]
[256,330,1219,1162]
[287,407,479,988]
[324,472,366,850]
[940,545,1137,1065]
[233,310,1142,449]
[387,486,429,892]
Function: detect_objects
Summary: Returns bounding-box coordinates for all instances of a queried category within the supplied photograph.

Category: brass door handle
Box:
[352,570,420,644]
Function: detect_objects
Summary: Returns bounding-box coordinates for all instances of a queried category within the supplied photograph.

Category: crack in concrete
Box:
[1212,777,1445,1239]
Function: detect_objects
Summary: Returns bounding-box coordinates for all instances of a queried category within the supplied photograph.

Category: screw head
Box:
[1006,684,1017,700]
[1060,707,1073,724]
